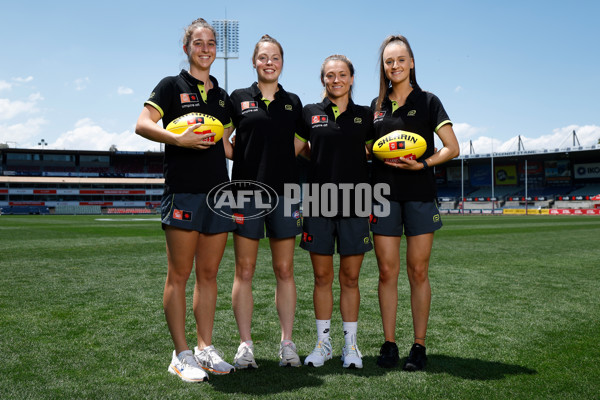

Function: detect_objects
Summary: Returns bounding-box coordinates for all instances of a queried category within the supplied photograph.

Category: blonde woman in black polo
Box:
[225,35,304,369]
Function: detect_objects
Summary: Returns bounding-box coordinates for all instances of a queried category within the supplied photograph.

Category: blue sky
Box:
[1,0,599,154]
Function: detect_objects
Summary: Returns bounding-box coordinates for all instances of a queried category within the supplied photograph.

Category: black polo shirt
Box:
[145,70,233,194]
[229,82,303,195]
[298,98,374,217]
[370,87,452,202]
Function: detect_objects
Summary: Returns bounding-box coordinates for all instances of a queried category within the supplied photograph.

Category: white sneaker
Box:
[168,350,209,382]
[234,341,258,369]
[194,345,235,374]
[304,338,333,367]
[341,344,363,369]
[279,340,301,367]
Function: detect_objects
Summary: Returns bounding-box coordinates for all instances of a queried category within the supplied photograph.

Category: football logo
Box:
[389,141,406,151]
[186,116,205,125]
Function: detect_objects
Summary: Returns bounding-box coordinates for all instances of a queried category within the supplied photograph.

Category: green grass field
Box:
[1,214,599,399]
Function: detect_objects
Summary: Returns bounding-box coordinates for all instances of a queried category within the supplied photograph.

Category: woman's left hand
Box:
[384,157,422,171]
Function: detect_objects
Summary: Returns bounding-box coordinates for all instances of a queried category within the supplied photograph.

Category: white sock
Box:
[316,319,331,341]
[343,321,358,346]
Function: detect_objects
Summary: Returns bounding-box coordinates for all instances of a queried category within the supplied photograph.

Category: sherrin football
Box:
[373,130,427,162]
[165,112,224,143]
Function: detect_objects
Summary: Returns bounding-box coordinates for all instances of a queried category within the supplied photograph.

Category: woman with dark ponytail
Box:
[370,35,459,371]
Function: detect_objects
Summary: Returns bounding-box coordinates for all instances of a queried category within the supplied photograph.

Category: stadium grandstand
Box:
[0,148,163,215]
[1,144,599,215]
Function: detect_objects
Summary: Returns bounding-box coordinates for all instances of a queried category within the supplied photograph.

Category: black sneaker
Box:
[376,341,399,368]
[402,343,427,371]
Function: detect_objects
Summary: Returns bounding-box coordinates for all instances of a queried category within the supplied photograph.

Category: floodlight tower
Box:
[212,20,239,92]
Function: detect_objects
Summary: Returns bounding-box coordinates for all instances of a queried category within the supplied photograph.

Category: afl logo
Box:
[207,180,278,220]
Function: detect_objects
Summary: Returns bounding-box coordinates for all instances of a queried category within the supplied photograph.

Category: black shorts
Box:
[161,192,236,233]
[300,216,372,255]
[233,196,302,239]
[370,200,442,237]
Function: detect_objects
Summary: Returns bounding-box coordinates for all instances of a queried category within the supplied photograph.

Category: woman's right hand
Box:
[175,123,216,150]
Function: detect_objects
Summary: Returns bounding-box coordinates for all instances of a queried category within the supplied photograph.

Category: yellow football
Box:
[373,130,427,162]
[165,112,224,143]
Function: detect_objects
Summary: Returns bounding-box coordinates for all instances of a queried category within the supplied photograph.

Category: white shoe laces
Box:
[202,346,225,364]
[312,340,331,356]
[344,344,362,358]
[181,353,200,368]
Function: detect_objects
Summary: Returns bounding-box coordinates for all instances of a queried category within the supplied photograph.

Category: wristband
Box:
[422,160,429,170]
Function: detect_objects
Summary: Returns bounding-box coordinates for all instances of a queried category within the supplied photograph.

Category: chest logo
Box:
[312,115,328,124]
[374,111,386,119]
[407,110,416,117]
[354,117,362,124]
[285,104,293,111]
[219,100,225,108]
[180,93,199,104]
[241,101,258,110]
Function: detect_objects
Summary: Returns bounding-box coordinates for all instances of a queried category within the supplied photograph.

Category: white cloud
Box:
[453,122,487,140]
[0,81,11,91]
[28,92,44,102]
[13,76,34,83]
[0,117,47,144]
[457,125,600,154]
[0,97,40,120]
[74,77,90,91]
[117,86,133,95]
[454,86,463,93]
[51,118,160,151]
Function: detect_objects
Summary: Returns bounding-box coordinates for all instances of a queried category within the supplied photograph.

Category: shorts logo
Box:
[302,232,313,243]
[363,237,370,244]
[433,214,440,223]
[173,209,192,221]
[241,101,258,110]
[233,213,245,224]
[369,214,378,224]
[180,93,199,104]
[407,110,417,116]
[312,115,328,124]
[389,141,406,151]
